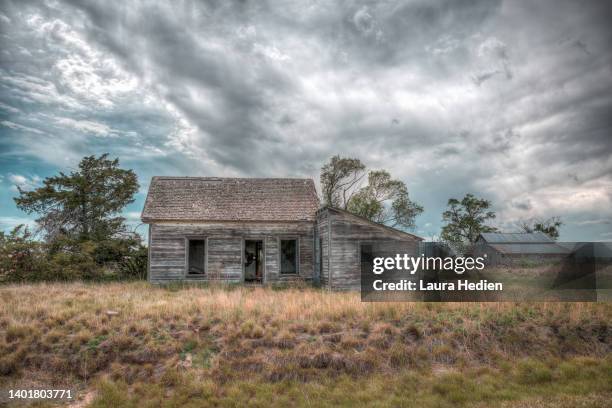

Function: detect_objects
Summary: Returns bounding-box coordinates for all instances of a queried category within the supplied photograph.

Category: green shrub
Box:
[0,225,47,283]
[0,225,148,282]
[118,244,147,280]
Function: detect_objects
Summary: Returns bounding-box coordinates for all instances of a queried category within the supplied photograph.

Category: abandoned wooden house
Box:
[141,177,422,290]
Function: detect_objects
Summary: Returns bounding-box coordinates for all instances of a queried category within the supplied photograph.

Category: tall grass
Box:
[2,281,607,323]
[0,282,610,407]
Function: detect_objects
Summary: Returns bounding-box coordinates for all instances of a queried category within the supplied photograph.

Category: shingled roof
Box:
[141,177,319,222]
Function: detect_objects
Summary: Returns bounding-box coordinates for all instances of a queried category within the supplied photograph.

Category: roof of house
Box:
[319,207,423,241]
[478,232,554,243]
[141,177,319,222]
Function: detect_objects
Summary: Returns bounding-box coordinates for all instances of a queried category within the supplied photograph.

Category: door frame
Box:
[243,237,266,283]
[184,235,208,278]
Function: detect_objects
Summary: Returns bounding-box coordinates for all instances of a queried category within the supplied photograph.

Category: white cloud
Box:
[0,101,20,113]
[1,120,44,134]
[352,6,382,40]
[253,43,291,62]
[0,216,37,232]
[477,37,508,59]
[54,117,115,137]
[0,72,82,108]
[573,219,612,226]
[426,35,461,55]
[472,36,512,85]
[8,174,42,192]
[28,16,139,108]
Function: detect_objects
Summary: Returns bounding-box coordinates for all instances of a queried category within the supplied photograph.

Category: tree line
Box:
[320,155,563,244]
[0,154,562,282]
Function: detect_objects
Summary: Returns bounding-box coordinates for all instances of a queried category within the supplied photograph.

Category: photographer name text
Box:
[372,279,503,291]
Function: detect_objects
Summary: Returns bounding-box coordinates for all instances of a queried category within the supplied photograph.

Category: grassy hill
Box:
[0,282,610,407]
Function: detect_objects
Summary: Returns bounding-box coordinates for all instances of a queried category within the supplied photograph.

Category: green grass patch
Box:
[86,335,108,350]
[88,357,612,408]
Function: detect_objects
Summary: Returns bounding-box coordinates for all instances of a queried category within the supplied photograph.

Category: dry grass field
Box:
[0,282,610,407]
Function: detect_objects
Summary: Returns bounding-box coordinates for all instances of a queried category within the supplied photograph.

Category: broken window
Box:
[187,239,205,275]
[280,239,297,274]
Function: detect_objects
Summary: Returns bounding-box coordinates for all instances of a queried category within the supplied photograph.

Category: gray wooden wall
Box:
[324,209,420,291]
[148,222,314,283]
[148,212,420,290]
[316,210,330,287]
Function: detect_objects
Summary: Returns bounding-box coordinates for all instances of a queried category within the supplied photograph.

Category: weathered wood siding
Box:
[149,227,186,282]
[330,239,359,290]
[325,209,420,291]
[264,236,279,282]
[207,238,242,281]
[316,210,330,287]
[148,222,314,283]
[148,211,420,289]
[299,235,314,281]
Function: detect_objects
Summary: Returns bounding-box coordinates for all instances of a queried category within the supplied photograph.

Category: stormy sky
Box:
[0,0,611,241]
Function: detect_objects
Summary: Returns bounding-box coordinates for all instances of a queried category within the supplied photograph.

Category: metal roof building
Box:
[475,232,571,263]
[478,232,554,244]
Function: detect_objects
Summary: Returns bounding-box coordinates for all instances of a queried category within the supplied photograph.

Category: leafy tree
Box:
[8,154,146,282]
[320,155,366,208]
[519,217,563,240]
[347,170,423,229]
[320,156,423,229]
[14,154,139,242]
[441,193,498,244]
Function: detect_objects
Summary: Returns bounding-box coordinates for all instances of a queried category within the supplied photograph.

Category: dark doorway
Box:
[187,239,206,275]
[360,244,373,275]
[244,240,264,283]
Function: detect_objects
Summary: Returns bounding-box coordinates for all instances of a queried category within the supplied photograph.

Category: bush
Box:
[0,225,148,283]
[118,245,148,280]
[0,225,47,283]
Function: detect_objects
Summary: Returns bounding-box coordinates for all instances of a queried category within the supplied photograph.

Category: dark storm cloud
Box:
[0,0,611,240]
[51,0,317,173]
[511,199,532,211]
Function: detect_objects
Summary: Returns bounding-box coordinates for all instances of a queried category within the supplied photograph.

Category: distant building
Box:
[473,232,571,265]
